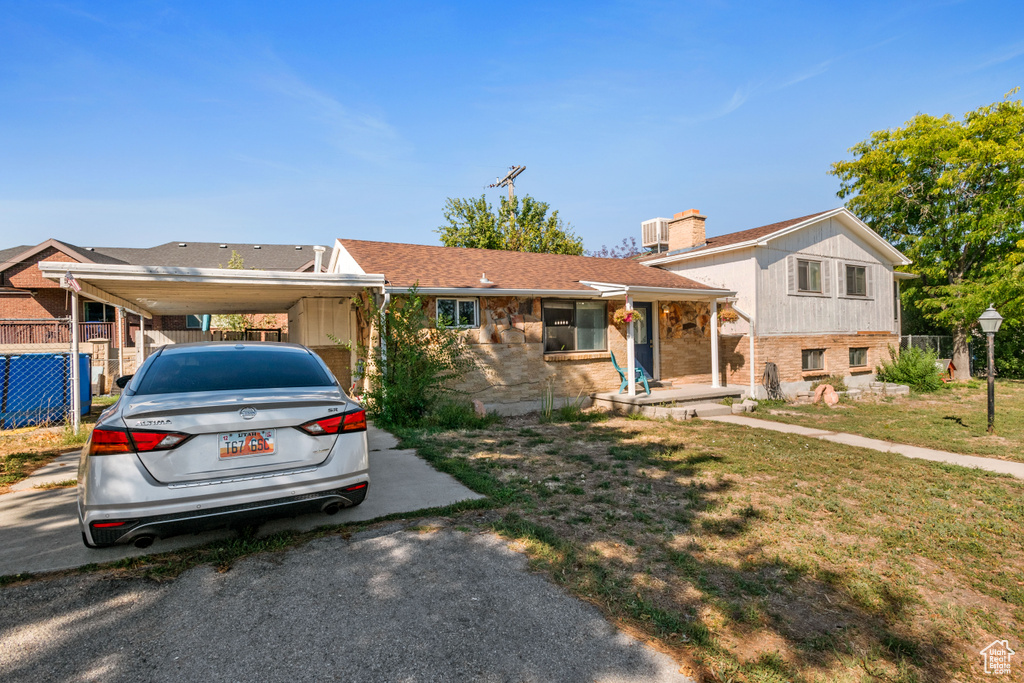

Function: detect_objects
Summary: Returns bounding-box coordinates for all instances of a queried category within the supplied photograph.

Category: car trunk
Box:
[120,388,350,484]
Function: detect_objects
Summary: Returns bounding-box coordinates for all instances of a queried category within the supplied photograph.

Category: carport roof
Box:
[36,262,385,318]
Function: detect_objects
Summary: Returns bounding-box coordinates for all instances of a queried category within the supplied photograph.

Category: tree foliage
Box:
[210,250,278,332]
[830,92,1024,378]
[587,236,644,259]
[437,194,584,255]
[354,285,474,428]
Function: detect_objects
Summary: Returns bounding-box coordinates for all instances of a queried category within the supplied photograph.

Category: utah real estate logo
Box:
[981,639,1015,675]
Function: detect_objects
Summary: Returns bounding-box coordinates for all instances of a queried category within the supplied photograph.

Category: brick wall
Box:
[308,345,353,391]
[1,248,79,319]
[755,333,897,384]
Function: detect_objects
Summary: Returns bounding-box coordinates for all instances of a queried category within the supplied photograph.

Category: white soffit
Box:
[37,262,385,317]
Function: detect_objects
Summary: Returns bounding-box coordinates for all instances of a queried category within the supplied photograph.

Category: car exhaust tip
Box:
[322,502,341,516]
[133,535,155,549]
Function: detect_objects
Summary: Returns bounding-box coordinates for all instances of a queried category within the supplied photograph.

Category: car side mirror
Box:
[115,374,134,389]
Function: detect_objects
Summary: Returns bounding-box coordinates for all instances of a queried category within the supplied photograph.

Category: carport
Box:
[37,262,386,430]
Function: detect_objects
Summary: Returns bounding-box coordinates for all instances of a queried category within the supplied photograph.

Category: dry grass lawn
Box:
[753,379,1024,462]
[398,413,1024,682]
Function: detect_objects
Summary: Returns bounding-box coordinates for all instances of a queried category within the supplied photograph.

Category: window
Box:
[436,298,478,328]
[797,260,822,293]
[83,302,116,322]
[542,300,607,353]
[849,347,868,368]
[801,349,825,372]
[186,315,203,329]
[845,265,867,296]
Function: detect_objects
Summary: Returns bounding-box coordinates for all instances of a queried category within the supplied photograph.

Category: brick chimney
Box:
[667,209,706,251]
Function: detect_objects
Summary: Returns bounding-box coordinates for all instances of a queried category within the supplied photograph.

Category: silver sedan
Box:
[79,342,369,549]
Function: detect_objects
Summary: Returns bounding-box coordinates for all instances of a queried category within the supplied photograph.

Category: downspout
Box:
[313,245,326,273]
[379,289,391,382]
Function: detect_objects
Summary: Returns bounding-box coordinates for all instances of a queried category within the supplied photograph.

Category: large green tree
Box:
[437,194,584,255]
[830,92,1024,379]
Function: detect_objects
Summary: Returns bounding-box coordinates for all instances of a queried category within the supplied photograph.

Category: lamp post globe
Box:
[978,305,1002,434]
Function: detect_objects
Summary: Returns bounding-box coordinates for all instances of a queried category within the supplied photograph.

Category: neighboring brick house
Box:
[638,208,914,392]
[0,239,325,349]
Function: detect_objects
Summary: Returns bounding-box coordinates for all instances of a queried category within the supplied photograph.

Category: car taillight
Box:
[88,427,133,455]
[300,415,344,435]
[342,410,367,433]
[299,409,367,435]
[129,431,191,452]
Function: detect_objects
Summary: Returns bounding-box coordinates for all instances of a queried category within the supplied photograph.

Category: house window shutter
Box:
[822,260,832,296]
[837,262,846,296]
[787,256,796,294]
[866,265,874,299]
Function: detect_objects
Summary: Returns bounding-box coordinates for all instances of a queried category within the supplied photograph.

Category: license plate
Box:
[219,429,276,458]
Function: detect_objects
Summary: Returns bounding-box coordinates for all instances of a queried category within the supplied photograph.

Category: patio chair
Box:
[610,351,651,395]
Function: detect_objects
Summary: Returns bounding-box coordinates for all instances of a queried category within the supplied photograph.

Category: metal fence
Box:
[899,335,954,358]
[0,318,82,431]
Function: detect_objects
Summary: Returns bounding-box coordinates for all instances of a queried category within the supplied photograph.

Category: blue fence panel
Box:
[0,353,92,429]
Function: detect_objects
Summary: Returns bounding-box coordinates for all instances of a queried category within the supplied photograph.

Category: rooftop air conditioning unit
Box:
[641,218,671,252]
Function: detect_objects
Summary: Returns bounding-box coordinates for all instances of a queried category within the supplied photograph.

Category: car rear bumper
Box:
[84,480,368,547]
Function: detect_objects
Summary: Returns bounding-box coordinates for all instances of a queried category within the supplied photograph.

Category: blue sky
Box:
[1,1,1021,251]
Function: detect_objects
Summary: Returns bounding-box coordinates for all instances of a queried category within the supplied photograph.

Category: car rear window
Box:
[134,348,334,395]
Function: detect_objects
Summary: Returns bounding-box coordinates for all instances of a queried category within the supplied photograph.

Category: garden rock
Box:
[472,399,487,417]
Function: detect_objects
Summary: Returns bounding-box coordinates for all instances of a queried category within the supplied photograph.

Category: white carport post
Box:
[117,306,125,378]
[626,293,636,396]
[137,313,145,367]
[710,299,720,388]
[70,289,81,432]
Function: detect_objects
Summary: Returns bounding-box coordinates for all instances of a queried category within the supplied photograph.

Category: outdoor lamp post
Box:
[978,305,1003,434]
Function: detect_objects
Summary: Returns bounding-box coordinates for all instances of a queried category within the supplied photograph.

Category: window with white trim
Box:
[436,298,478,328]
[542,300,607,353]
[83,302,116,322]
[802,348,825,372]
[186,315,203,329]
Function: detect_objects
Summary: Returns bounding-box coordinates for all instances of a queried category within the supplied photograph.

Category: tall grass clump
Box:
[875,345,943,392]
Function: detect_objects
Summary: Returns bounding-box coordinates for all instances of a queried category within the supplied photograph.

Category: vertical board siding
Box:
[756,217,895,335]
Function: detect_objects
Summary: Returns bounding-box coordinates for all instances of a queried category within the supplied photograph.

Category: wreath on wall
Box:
[612,307,645,326]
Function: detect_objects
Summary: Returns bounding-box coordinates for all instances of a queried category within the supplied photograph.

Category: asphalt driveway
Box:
[0,526,692,682]
[0,427,482,576]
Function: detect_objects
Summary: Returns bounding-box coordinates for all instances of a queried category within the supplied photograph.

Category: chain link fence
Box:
[0,318,92,431]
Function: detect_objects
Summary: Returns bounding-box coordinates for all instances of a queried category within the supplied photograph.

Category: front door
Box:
[632,302,654,378]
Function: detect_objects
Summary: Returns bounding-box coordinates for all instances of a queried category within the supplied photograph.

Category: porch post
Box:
[626,294,636,397]
[71,290,81,432]
[710,299,720,388]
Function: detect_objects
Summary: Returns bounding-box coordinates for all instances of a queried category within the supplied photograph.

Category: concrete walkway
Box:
[705,414,1024,479]
[0,426,483,576]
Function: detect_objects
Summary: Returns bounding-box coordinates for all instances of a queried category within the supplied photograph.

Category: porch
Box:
[590,384,743,417]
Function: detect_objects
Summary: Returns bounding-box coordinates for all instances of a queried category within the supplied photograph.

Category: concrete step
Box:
[689,402,734,418]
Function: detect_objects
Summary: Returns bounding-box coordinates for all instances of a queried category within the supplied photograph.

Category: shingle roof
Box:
[89,242,321,271]
[0,240,323,272]
[639,210,834,261]
[339,239,720,292]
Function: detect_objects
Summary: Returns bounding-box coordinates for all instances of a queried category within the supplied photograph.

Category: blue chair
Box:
[611,352,651,394]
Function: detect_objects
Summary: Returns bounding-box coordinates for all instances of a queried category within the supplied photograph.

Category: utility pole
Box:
[488,166,525,200]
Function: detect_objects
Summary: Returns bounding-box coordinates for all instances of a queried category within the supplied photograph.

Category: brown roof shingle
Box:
[339,240,723,292]
[639,210,834,261]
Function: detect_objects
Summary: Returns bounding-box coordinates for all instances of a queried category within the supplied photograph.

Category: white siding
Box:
[661,251,756,335]
[755,217,895,335]
[287,298,353,346]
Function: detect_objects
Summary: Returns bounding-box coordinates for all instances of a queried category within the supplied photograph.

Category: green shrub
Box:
[354,285,475,428]
[809,374,848,392]
[875,345,943,392]
[423,401,500,430]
